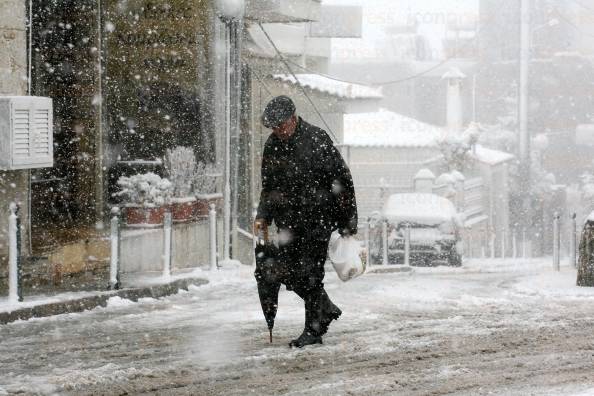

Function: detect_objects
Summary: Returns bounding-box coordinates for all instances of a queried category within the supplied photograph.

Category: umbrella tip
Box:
[269,328,273,343]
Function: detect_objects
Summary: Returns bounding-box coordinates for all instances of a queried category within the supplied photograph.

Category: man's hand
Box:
[338,227,352,237]
[254,218,269,241]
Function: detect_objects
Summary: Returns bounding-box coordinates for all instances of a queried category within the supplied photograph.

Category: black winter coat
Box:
[257,117,357,240]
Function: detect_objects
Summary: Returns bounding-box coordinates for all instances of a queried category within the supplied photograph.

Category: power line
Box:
[284,59,377,86]
[269,0,509,87]
[285,57,451,86]
[251,0,509,136]
[257,22,338,142]
[250,65,274,96]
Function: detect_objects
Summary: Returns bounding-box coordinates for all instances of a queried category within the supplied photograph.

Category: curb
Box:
[368,266,415,274]
[0,277,208,325]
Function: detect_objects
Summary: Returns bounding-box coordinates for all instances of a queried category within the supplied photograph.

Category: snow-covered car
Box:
[371,193,463,266]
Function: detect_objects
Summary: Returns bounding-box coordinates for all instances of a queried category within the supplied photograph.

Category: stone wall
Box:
[0,0,27,95]
[0,0,30,294]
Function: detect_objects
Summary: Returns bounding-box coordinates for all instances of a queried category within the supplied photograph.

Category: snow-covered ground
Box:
[1,259,594,395]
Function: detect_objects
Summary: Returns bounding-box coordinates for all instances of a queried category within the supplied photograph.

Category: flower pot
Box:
[170,197,197,222]
[125,206,166,226]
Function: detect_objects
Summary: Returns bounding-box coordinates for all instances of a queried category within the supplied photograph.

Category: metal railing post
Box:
[490,230,495,259]
[512,229,518,259]
[553,212,560,271]
[522,228,527,258]
[252,206,258,266]
[570,213,577,268]
[501,229,506,259]
[404,223,411,267]
[481,230,486,259]
[109,207,121,290]
[364,218,371,268]
[209,203,218,271]
[9,203,23,303]
[382,220,388,266]
[163,211,172,279]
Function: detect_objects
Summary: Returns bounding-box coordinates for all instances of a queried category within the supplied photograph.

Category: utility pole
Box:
[519,0,530,165]
[95,0,105,230]
[216,0,245,261]
[519,0,531,252]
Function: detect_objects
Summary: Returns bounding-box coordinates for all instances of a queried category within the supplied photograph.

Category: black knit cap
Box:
[261,95,296,129]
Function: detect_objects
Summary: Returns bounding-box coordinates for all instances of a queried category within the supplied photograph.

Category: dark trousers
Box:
[277,234,339,336]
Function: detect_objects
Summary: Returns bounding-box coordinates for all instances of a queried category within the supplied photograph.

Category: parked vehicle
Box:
[370,193,464,266]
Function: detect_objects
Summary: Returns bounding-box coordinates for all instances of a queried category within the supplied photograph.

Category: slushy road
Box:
[1,260,594,395]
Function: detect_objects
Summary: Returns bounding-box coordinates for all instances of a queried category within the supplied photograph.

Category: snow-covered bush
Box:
[193,162,219,197]
[164,146,196,198]
[115,172,172,207]
[438,123,480,171]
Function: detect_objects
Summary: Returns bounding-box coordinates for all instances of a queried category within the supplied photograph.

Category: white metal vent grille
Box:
[0,96,53,170]
[34,109,51,155]
[13,109,30,157]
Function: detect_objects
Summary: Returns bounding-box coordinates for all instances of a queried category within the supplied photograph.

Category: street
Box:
[1,260,594,395]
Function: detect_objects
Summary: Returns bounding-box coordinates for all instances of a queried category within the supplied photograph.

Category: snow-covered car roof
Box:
[382,193,458,226]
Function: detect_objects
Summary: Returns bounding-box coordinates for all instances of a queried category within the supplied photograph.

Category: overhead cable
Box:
[265,0,510,87]
[257,22,338,142]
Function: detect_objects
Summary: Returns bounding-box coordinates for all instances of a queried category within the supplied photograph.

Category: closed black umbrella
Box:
[254,238,281,343]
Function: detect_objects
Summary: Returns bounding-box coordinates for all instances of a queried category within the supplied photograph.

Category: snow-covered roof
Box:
[342,109,445,147]
[271,74,383,100]
[470,145,515,165]
[382,193,458,226]
[342,109,515,165]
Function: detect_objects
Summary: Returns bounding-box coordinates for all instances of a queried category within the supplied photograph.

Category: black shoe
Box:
[319,305,342,335]
[289,331,323,348]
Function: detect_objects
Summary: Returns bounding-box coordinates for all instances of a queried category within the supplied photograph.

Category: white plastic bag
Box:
[328,231,366,282]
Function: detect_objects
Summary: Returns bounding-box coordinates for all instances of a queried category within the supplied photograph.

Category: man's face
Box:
[272,115,297,141]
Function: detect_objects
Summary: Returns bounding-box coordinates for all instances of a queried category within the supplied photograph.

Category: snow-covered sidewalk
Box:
[0,268,216,324]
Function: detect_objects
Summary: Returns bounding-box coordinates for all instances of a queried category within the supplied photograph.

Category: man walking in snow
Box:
[254,96,358,348]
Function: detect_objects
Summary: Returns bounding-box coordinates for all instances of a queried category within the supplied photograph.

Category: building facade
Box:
[0,0,230,294]
[0,0,350,294]
[0,0,31,290]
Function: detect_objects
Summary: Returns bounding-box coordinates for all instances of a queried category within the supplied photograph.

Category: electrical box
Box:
[0,96,53,170]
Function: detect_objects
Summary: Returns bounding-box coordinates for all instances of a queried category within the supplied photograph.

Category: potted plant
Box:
[164,146,197,222]
[115,172,173,226]
[193,162,223,218]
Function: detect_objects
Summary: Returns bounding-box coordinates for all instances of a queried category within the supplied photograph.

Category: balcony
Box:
[244,0,321,23]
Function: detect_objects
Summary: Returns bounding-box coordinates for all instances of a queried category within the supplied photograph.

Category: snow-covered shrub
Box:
[438,123,480,172]
[193,162,219,197]
[164,146,196,198]
[115,172,172,207]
